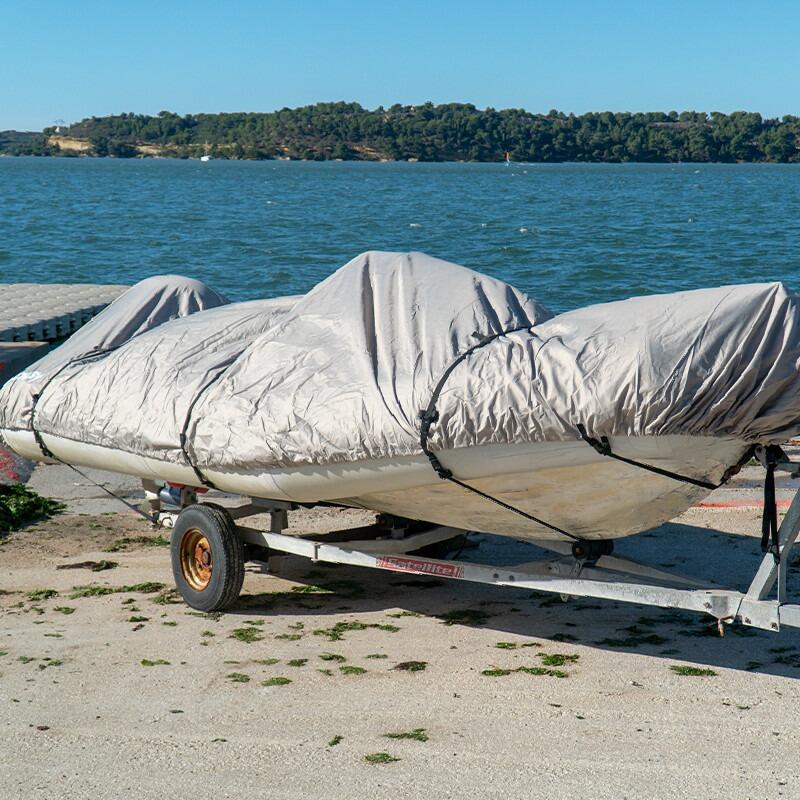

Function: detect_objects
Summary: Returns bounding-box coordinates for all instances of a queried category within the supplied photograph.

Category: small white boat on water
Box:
[200,142,212,162]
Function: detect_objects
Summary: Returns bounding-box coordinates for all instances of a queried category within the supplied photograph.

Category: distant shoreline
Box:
[2,152,798,166]
[3,102,800,163]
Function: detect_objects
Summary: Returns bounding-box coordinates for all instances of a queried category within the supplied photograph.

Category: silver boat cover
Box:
[1,252,799,478]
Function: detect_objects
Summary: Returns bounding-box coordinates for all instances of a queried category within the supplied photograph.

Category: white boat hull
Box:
[1,429,749,542]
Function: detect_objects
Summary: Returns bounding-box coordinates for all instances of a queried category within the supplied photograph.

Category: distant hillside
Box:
[4,103,800,162]
[0,130,50,155]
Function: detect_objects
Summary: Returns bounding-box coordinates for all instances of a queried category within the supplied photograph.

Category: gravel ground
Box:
[2,462,800,799]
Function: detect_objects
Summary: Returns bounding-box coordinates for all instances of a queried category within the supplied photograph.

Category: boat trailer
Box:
[143,453,800,633]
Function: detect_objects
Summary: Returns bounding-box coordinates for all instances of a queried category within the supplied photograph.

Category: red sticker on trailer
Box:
[375,555,464,579]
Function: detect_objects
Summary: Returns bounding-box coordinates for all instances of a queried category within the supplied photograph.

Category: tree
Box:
[90,136,109,157]
[5,104,797,163]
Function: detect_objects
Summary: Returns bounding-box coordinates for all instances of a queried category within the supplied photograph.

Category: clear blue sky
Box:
[2,0,799,130]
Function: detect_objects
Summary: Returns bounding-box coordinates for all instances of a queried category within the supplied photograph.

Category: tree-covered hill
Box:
[6,103,800,162]
[0,130,47,154]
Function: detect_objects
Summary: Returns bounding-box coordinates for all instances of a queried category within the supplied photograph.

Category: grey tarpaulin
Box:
[1,252,799,475]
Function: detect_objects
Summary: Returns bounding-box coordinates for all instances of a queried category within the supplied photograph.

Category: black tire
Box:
[170,503,244,612]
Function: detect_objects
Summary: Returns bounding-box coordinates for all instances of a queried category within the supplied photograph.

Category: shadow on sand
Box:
[228,519,800,678]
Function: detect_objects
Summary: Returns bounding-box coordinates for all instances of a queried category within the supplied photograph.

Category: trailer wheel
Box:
[171,504,244,612]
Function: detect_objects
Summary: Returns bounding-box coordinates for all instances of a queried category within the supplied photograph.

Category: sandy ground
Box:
[3,463,800,799]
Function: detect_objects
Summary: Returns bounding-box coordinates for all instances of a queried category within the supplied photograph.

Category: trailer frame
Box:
[145,458,800,633]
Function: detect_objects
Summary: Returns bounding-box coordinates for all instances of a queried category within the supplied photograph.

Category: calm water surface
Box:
[1,157,799,312]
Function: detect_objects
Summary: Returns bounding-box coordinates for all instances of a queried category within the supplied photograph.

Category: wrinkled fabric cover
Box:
[434,281,800,451]
[2,252,800,477]
[0,275,230,436]
[187,252,548,468]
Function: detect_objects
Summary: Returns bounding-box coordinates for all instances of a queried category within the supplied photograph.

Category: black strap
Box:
[30,409,55,460]
[576,424,719,490]
[28,344,221,492]
[419,326,580,543]
[29,346,123,461]
[178,367,229,491]
[761,447,781,563]
[418,325,531,480]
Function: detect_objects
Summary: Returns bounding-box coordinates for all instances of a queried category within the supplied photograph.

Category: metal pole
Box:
[746,484,800,601]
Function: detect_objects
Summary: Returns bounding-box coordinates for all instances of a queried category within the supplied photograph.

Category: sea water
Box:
[1,157,798,312]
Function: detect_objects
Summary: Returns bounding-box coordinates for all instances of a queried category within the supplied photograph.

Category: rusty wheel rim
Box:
[180,528,212,591]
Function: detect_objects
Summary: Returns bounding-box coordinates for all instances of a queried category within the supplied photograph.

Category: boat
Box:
[8,250,800,623]
[1,251,799,546]
[200,141,212,162]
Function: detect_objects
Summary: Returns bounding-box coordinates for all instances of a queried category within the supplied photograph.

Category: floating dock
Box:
[0,283,127,343]
[0,283,128,386]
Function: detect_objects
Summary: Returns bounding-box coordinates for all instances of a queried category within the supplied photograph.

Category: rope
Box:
[60,461,155,524]
[418,326,581,543]
[576,424,719,490]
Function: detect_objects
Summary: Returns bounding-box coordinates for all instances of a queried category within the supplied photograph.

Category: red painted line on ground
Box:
[693,499,792,509]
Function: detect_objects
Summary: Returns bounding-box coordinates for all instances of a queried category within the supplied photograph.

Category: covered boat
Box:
[2,251,800,544]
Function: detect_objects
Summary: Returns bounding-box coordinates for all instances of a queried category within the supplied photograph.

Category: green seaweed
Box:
[482,664,569,678]
[0,484,64,534]
[312,621,370,641]
[597,633,668,648]
[339,665,367,675]
[58,559,118,571]
[70,582,165,599]
[230,627,264,643]
[319,652,346,662]
[27,589,58,601]
[106,535,169,552]
[152,589,181,605]
[384,728,428,742]
[364,752,400,764]
[70,586,116,598]
[393,661,427,672]
[262,676,292,686]
[436,609,492,626]
[539,653,579,667]
[517,666,568,678]
[670,665,717,677]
